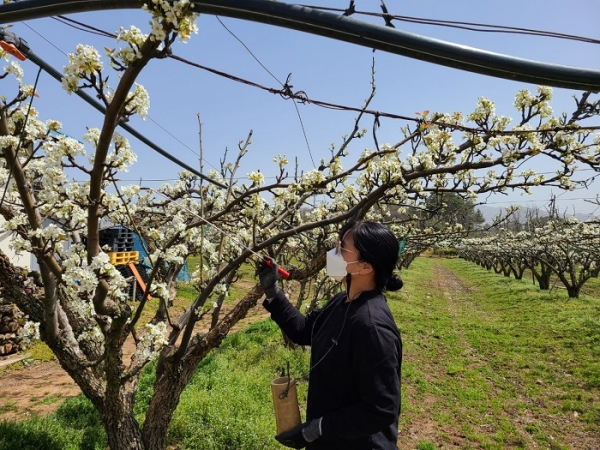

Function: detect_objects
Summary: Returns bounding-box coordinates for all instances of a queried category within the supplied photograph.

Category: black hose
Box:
[1,0,599,90]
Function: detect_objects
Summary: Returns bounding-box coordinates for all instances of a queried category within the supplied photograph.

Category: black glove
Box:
[257,257,280,299]
[275,418,322,449]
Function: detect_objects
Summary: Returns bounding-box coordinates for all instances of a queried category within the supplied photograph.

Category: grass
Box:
[167,320,310,449]
[30,394,64,406]
[1,256,599,449]
[395,256,600,449]
[0,401,17,415]
[28,340,55,362]
[0,395,106,450]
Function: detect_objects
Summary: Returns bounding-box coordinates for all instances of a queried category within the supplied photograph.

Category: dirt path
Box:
[397,259,475,449]
[397,258,600,450]
[0,302,269,422]
[0,357,82,421]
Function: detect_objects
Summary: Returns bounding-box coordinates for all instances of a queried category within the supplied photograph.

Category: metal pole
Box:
[1,0,600,90]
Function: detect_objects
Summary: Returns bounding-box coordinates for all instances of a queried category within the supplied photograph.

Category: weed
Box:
[0,401,17,414]
[28,340,55,362]
[30,394,64,406]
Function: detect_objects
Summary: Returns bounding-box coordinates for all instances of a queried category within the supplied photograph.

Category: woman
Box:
[258,220,403,449]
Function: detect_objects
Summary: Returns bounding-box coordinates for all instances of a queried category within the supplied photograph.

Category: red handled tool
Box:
[0,40,26,61]
[0,29,30,61]
[264,258,290,279]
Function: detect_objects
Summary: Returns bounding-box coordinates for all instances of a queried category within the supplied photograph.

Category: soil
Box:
[397,259,477,449]
[0,300,269,423]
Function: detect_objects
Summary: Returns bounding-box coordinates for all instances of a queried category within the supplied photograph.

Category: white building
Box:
[0,217,34,271]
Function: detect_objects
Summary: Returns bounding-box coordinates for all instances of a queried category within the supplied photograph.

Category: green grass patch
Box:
[28,340,55,362]
[3,255,599,449]
[395,256,600,449]
[168,319,310,449]
[174,282,198,302]
[0,401,17,414]
[0,395,106,450]
[30,394,64,406]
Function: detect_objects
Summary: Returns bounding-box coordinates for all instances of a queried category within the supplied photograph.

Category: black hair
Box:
[339,220,403,292]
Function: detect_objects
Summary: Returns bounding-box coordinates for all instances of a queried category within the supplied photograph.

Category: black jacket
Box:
[264,289,402,450]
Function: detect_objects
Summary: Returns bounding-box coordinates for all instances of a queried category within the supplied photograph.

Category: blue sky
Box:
[5,0,600,219]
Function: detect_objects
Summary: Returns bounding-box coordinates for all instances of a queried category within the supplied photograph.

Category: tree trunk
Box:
[103,408,145,450]
[558,270,587,299]
[142,363,189,450]
[98,342,144,449]
[515,264,526,280]
[530,262,552,290]
[143,287,264,449]
[536,272,551,290]
[566,285,581,298]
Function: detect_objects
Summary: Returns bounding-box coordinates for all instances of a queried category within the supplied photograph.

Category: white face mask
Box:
[326,248,360,282]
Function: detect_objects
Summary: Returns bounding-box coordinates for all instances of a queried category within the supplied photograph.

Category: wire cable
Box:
[215,15,316,168]
[53,15,114,38]
[20,21,68,56]
[26,15,600,136]
[168,53,600,135]
[302,5,600,45]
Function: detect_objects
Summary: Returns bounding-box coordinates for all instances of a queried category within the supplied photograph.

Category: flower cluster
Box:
[247,171,265,185]
[5,60,24,81]
[514,86,553,118]
[62,44,103,93]
[108,26,148,67]
[21,321,40,348]
[106,132,138,169]
[134,322,169,361]
[142,0,199,43]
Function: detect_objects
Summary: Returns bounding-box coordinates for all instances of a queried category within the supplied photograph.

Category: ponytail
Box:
[384,274,403,292]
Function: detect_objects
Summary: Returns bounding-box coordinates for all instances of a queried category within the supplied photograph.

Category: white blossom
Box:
[62,44,103,93]
[21,321,40,348]
[5,61,23,80]
[247,171,265,185]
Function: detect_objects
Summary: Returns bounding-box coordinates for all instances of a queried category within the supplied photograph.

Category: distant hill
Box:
[477,205,504,223]
[476,204,596,224]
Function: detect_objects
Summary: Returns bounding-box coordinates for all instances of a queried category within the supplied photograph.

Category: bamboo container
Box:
[270,376,301,434]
